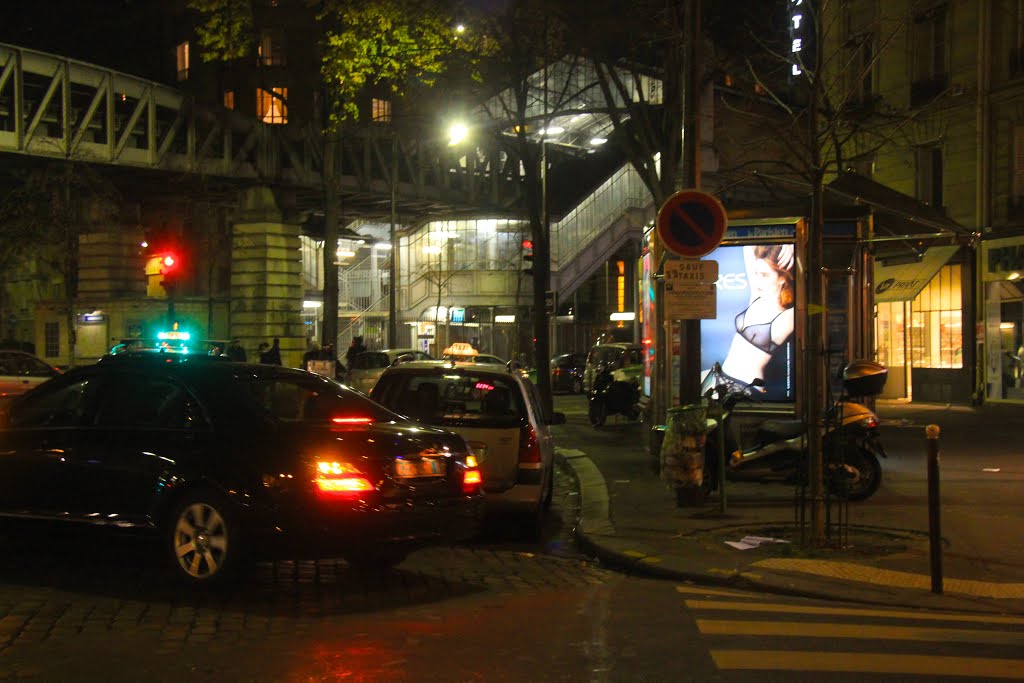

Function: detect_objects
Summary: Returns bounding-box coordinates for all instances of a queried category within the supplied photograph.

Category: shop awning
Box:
[828,172,971,239]
[873,245,959,302]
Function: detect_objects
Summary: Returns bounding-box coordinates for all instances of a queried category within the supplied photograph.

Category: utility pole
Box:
[388,132,399,348]
[678,0,703,404]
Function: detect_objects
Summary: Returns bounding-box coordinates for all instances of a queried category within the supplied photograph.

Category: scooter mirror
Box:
[751,378,765,387]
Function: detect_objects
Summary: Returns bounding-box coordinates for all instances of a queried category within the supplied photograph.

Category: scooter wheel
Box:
[589,401,607,427]
[830,446,882,501]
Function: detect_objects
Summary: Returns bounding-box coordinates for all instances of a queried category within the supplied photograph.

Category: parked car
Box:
[371,360,565,537]
[0,350,61,404]
[551,352,586,394]
[344,348,433,394]
[583,342,643,393]
[0,352,484,586]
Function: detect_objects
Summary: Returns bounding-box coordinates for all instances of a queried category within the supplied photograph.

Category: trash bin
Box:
[659,403,714,506]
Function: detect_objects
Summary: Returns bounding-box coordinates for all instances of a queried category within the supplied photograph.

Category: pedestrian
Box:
[258,342,271,363]
[262,337,282,365]
[321,342,345,380]
[345,336,366,368]
[226,339,247,362]
[302,340,321,371]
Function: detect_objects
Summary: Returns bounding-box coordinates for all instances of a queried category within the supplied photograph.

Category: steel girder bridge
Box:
[0,42,525,220]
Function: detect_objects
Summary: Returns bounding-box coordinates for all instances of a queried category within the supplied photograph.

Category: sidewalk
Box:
[556,399,1024,615]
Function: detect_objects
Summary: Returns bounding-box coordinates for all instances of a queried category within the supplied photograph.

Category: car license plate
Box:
[395,457,446,478]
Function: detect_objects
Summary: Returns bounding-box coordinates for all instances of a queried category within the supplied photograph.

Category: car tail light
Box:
[331,416,373,425]
[315,461,375,497]
[518,425,542,465]
[462,467,482,495]
[859,416,879,429]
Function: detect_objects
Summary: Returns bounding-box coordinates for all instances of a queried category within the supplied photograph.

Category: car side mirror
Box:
[548,411,566,426]
[751,378,765,387]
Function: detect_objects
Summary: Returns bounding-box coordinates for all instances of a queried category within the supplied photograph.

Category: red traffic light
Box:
[521,239,533,250]
[159,252,180,274]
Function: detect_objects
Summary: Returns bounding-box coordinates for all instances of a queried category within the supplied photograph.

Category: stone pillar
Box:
[77,227,147,300]
[231,187,304,368]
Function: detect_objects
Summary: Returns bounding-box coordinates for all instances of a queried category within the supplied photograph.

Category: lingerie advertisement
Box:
[700,243,796,402]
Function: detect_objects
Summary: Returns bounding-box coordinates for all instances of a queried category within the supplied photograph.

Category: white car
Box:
[345,348,432,395]
[0,350,61,403]
[371,360,565,537]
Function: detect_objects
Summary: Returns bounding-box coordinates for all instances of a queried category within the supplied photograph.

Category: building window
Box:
[1013,125,1024,207]
[44,322,59,358]
[175,41,190,81]
[916,145,943,209]
[910,264,962,369]
[257,87,288,124]
[850,35,874,104]
[372,98,392,123]
[223,90,235,110]
[910,5,947,105]
[258,29,286,67]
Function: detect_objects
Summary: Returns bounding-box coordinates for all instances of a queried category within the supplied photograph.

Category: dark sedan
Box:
[551,352,586,393]
[0,352,484,586]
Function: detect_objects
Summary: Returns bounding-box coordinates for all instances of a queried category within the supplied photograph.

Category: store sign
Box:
[873,246,958,302]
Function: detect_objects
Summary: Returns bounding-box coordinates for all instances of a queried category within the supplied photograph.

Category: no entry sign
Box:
[656,190,728,258]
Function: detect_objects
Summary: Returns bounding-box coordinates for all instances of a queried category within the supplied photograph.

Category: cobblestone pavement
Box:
[0,463,614,681]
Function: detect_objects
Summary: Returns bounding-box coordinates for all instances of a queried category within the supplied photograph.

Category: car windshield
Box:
[373,370,526,428]
[232,374,397,423]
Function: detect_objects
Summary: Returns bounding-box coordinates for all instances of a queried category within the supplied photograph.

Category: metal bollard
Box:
[926,424,943,595]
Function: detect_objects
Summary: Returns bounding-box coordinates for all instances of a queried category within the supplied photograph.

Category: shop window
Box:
[909,264,962,368]
[258,29,286,67]
[44,322,60,358]
[175,42,190,81]
[257,87,288,125]
[223,90,235,110]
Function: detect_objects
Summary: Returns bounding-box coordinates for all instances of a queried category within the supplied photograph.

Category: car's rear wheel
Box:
[165,490,242,587]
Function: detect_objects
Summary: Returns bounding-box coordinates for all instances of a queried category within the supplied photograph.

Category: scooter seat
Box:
[756,419,806,443]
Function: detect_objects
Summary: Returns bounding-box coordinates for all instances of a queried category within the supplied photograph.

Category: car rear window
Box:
[351,352,389,370]
[233,374,396,423]
[373,370,526,427]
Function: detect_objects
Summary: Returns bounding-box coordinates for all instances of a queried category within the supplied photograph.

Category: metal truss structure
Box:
[0,42,524,217]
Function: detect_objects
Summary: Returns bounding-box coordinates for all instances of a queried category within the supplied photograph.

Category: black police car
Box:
[0,352,484,586]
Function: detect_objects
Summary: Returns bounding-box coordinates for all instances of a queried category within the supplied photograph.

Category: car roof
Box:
[382,359,520,377]
[590,342,640,350]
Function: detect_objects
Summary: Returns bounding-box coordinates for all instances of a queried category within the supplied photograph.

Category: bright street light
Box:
[447,122,469,146]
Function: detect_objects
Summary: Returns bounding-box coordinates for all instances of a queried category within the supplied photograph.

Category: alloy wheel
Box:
[172,501,230,581]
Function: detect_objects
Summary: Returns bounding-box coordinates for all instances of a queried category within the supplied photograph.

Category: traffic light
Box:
[521,239,534,276]
[158,250,181,289]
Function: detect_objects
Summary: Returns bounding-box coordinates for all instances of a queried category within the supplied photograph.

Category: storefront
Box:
[873,246,969,403]
[981,235,1024,402]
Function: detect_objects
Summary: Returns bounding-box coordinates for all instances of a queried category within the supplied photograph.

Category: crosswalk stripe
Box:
[675,585,755,599]
[710,650,1024,678]
[697,619,1024,645]
[685,599,1024,625]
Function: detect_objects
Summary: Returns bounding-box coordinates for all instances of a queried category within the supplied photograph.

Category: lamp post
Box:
[388,132,399,348]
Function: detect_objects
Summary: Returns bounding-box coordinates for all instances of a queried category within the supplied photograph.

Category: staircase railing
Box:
[551,163,652,269]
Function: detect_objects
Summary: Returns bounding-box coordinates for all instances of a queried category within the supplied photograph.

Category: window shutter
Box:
[1013,125,1024,199]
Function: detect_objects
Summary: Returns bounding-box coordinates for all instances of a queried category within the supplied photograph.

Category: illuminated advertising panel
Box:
[701,242,796,401]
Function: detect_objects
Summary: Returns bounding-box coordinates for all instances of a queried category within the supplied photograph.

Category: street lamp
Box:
[387,119,468,350]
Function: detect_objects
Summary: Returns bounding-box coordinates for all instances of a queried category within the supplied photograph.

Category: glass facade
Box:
[983,236,1024,401]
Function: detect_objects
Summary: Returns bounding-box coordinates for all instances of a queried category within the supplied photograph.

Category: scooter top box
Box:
[842,360,888,397]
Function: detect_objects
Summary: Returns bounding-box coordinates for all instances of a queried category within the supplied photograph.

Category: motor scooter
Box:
[588,368,645,427]
[700,361,887,501]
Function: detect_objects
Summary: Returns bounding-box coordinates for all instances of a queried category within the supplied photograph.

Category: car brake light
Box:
[331,416,373,424]
[518,425,542,464]
[315,461,375,496]
[462,467,482,495]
